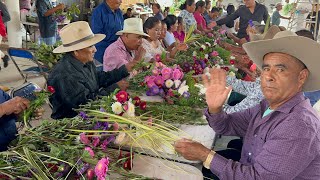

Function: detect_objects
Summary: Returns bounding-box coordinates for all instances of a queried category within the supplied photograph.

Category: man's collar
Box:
[103,1,119,13]
[261,92,306,114]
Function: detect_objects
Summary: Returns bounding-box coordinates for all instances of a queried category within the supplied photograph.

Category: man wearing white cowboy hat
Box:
[48,21,141,119]
[103,18,148,72]
[175,31,320,179]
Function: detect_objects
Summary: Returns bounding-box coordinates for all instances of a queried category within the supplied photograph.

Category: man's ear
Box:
[299,69,309,87]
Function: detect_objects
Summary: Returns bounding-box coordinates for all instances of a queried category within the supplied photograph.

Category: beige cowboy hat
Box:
[243,30,320,91]
[53,21,106,53]
[116,18,149,37]
[250,25,283,41]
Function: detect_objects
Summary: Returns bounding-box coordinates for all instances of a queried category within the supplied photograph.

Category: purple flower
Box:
[100,107,106,112]
[146,85,160,96]
[183,92,190,98]
[79,111,88,120]
[76,162,90,175]
[200,60,206,69]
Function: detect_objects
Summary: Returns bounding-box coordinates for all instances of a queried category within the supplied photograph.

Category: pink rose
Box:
[145,76,156,88]
[211,51,219,57]
[161,67,173,80]
[172,69,183,80]
[154,75,164,86]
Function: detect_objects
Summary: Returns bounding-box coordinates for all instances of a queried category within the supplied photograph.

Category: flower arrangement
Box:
[143,62,190,102]
[52,3,80,23]
[110,90,147,117]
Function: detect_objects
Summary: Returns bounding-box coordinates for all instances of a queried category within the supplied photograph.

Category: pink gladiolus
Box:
[92,137,100,147]
[172,69,183,80]
[154,75,164,86]
[80,133,90,145]
[211,51,219,57]
[161,67,173,80]
[100,139,109,151]
[95,158,110,180]
[85,147,95,158]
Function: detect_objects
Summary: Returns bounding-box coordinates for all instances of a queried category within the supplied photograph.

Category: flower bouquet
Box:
[52,3,80,23]
[143,62,190,103]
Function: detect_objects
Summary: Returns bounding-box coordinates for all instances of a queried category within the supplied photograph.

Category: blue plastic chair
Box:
[8,48,49,82]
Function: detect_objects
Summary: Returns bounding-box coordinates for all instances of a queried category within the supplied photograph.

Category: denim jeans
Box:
[0,118,17,151]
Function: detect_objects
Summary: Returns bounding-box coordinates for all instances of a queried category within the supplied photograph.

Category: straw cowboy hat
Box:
[116,18,149,37]
[243,30,320,91]
[250,25,283,41]
[53,21,106,53]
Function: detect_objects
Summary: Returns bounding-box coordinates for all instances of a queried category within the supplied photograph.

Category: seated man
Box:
[0,90,29,151]
[175,31,320,179]
[103,18,147,72]
[48,21,140,119]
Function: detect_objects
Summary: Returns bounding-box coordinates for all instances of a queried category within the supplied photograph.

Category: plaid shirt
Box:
[205,92,320,179]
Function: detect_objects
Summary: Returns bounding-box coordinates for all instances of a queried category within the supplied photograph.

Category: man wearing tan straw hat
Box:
[48,21,141,119]
[174,31,320,179]
[103,18,147,72]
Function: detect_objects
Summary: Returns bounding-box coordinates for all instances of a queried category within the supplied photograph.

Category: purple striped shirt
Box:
[205,92,320,179]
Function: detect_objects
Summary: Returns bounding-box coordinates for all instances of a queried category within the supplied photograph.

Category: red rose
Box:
[224,67,230,71]
[133,96,141,106]
[116,91,128,103]
[139,101,147,110]
[47,86,55,94]
[47,163,58,173]
[229,60,235,65]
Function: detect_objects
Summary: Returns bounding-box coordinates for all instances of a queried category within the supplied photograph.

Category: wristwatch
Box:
[203,150,216,169]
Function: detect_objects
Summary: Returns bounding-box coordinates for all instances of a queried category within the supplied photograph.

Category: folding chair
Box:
[8,48,49,83]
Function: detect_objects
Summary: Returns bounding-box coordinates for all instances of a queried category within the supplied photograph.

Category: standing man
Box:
[175,31,320,179]
[91,0,124,64]
[272,3,290,26]
[36,0,64,45]
[212,0,269,39]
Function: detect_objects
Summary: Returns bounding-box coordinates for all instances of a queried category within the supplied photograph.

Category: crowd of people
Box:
[1,0,320,179]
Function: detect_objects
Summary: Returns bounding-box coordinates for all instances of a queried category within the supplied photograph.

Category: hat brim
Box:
[243,36,320,92]
[53,34,106,54]
[116,30,150,37]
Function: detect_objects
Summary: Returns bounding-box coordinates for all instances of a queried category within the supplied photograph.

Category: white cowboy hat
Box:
[116,18,149,37]
[53,21,106,53]
[243,30,320,92]
[250,25,282,41]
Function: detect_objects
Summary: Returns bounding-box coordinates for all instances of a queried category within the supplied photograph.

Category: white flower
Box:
[230,56,236,60]
[205,54,209,59]
[193,51,197,56]
[204,67,210,74]
[165,79,174,88]
[215,64,221,69]
[181,80,186,87]
[174,80,181,89]
[178,85,189,95]
[124,102,135,117]
[195,84,207,95]
[115,132,126,144]
[229,71,236,77]
[220,59,224,64]
[201,45,206,50]
[111,102,123,114]
[205,42,211,47]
